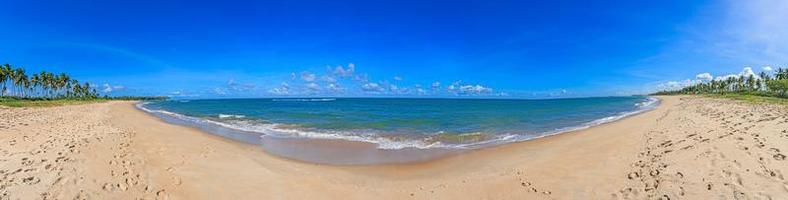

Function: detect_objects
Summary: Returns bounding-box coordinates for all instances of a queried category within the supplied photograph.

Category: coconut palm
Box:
[31,74,41,97]
[0,64,9,96]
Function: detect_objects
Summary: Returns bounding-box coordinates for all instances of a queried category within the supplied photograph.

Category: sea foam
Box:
[135,97,660,150]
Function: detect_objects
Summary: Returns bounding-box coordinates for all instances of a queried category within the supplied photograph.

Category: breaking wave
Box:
[135,97,660,150]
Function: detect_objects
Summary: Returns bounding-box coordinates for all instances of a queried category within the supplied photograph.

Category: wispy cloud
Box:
[361,82,384,93]
[101,83,125,93]
[695,73,713,82]
[619,0,788,94]
[719,0,788,63]
[446,81,494,95]
[332,63,355,77]
[257,63,503,97]
[300,72,316,82]
[268,82,290,95]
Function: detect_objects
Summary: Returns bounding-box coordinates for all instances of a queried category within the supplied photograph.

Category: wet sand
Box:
[2,96,788,199]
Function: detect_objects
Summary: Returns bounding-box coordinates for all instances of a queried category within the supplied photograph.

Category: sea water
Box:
[138,96,659,164]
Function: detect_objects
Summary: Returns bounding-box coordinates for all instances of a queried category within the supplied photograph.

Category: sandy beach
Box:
[2,95,788,199]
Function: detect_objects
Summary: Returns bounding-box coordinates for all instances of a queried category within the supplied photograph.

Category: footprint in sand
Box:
[156,189,168,200]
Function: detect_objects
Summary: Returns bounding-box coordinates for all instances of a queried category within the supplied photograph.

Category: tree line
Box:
[1,64,99,99]
[653,68,788,97]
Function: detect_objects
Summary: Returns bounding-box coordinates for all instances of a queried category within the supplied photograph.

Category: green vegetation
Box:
[653,68,788,100]
[0,63,167,107]
[0,97,107,107]
[1,63,98,99]
[703,93,788,105]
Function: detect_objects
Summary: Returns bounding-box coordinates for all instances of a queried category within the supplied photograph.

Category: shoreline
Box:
[134,96,660,165]
[4,95,788,199]
[118,96,671,199]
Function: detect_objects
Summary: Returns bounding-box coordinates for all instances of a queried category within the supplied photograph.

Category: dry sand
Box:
[1,96,787,199]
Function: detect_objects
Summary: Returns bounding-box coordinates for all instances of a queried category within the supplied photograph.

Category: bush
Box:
[766,80,788,97]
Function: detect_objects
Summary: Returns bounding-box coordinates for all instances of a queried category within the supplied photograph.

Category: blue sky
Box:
[1,0,786,98]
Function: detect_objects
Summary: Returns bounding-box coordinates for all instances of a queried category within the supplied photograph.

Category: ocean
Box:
[137,96,659,164]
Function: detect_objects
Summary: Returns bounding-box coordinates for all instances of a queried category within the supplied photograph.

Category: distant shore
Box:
[2,96,787,199]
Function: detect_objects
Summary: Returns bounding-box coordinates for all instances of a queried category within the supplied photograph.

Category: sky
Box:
[1,0,786,98]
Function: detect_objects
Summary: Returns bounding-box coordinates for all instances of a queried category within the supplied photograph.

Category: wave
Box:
[528,96,660,140]
[135,97,660,150]
[272,98,336,102]
[218,114,245,119]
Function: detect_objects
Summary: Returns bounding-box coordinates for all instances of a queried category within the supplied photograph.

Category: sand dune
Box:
[1,96,787,199]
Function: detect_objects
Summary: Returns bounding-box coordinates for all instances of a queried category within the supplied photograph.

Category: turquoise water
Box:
[138,96,658,150]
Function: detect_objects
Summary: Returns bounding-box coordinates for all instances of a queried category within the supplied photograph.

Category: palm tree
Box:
[82,82,92,98]
[69,79,78,98]
[22,75,31,98]
[0,64,9,97]
[39,71,47,98]
[31,74,41,98]
[0,63,110,100]
[43,71,53,98]
[58,73,70,97]
[11,68,25,97]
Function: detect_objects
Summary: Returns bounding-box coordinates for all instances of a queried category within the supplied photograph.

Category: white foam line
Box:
[272,98,336,102]
[135,97,661,150]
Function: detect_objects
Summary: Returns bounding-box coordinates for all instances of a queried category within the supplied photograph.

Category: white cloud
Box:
[654,67,779,91]
[721,0,788,62]
[459,85,493,94]
[714,74,740,81]
[213,87,227,95]
[219,63,508,97]
[321,75,337,83]
[446,81,462,93]
[361,82,383,92]
[667,0,788,66]
[223,78,256,93]
[713,67,763,81]
[102,84,112,92]
[447,85,456,92]
[166,90,199,98]
[389,84,398,92]
[548,89,569,97]
[300,72,316,82]
[327,83,343,92]
[101,83,125,93]
[763,66,773,72]
[333,63,355,77]
[268,82,290,95]
[739,67,757,78]
[353,74,369,83]
[696,73,713,82]
[416,88,427,95]
[305,82,320,91]
[446,81,494,95]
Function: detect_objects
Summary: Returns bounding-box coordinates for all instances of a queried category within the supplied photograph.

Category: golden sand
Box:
[1,96,787,199]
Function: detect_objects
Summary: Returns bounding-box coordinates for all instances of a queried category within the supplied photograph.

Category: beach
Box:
[2,95,788,199]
